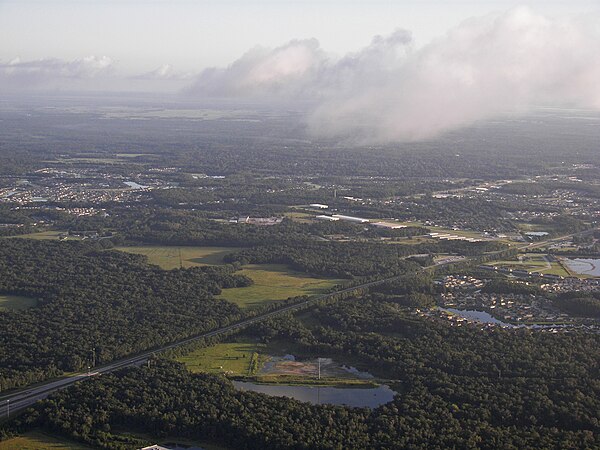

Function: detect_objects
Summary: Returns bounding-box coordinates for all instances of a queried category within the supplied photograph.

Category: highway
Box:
[0,228,593,418]
[0,268,425,418]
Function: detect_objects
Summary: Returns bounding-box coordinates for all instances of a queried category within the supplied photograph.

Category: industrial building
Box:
[315,215,339,221]
[331,214,370,223]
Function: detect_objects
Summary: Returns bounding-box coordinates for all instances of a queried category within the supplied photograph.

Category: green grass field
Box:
[216,264,343,309]
[116,247,342,308]
[177,341,267,375]
[491,253,571,277]
[115,246,243,269]
[9,231,73,241]
[0,431,93,450]
[0,294,37,311]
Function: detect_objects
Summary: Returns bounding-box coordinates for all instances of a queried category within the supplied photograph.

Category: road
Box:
[0,228,593,418]
[0,267,430,418]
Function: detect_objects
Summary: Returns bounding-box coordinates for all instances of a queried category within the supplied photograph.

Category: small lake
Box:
[232,381,396,408]
[441,308,515,327]
[563,258,600,276]
[441,308,578,330]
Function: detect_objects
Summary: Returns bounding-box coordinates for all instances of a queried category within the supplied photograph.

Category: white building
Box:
[332,214,370,223]
[315,215,339,221]
[372,222,406,229]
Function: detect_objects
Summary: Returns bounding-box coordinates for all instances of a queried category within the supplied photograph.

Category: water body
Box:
[442,308,514,327]
[232,381,396,408]
[563,258,600,276]
[441,308,581,330]
[124,181,149,189]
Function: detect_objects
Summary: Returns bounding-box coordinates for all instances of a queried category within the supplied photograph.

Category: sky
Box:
[2,1,600,142]
[1,0,598,75]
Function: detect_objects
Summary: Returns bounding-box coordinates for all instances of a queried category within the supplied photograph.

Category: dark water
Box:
[442,308,514,326]
[232,381,396,408]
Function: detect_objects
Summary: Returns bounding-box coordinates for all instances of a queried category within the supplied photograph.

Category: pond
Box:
[563,258,600,276]
[441,308,515,327]
[441,308,578,330]
[232,381,396,408]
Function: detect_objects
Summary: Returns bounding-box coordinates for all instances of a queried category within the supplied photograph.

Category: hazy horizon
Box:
[3,1,600,143]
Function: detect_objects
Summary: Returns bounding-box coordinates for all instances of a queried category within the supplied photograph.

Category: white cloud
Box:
[0,55,114,89]
[310,7,600,142]
[186,39,327,96]
[135,64,194,80]
[185,7,600,143]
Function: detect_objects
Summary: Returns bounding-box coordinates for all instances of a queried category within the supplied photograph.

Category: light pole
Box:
[6,399,9,419]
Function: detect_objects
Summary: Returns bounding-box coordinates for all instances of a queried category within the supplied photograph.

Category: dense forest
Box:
[11,296,600,449]
[0,239,247,391]
[2,99,600,449]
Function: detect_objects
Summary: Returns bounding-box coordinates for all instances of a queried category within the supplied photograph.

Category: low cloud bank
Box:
[0,56,113,89]
[187,8,600,142]
[186,38,326,97]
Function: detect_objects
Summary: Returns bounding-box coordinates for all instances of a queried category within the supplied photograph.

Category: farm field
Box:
[115,246,243,269]
[0,294,37,311]
[177,341,267,376]
[216,264,343,309]
[0,431,93,450]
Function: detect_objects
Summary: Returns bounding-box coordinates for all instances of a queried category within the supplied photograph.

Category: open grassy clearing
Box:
[0,431,93,450]
[284,211,314,223]
[115,246,243,269]
[115,246,342,308]
[514,222,556,233]
[491,253,571,277]
[9,231,76,241]
[0,294,37,311]
[216,264,343,309]
[177,339,375,386]
[177,341,267,376]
